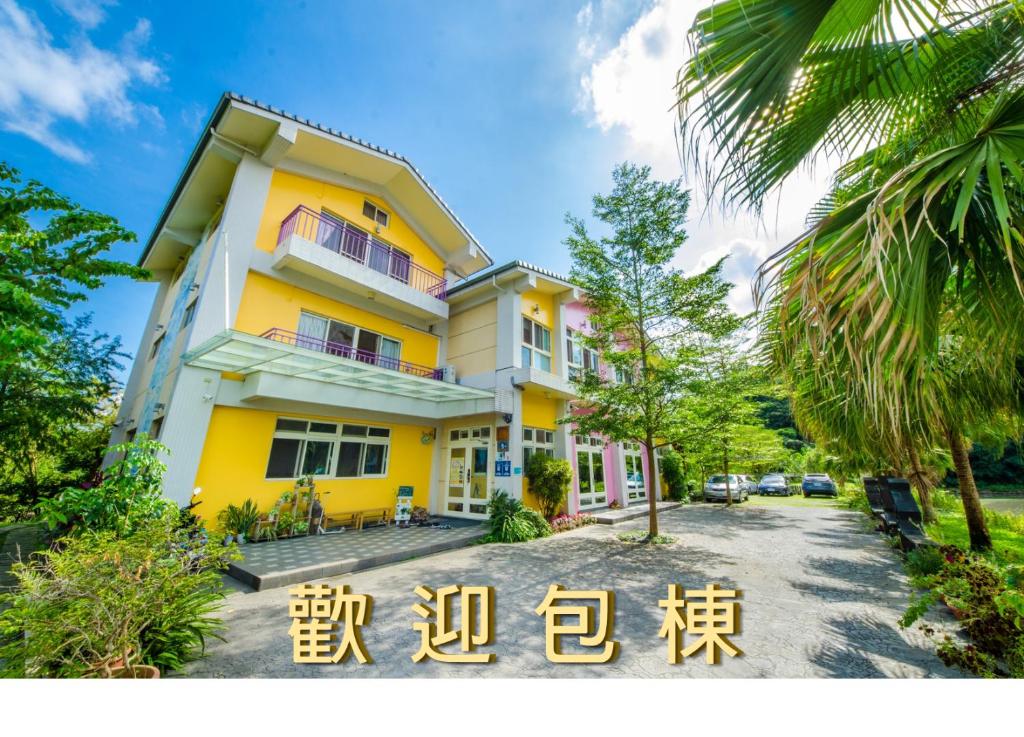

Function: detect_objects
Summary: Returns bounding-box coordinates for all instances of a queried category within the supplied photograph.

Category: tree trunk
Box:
[645,432,659,538]
[723,442,732,507]
[907,444,937,525]
[946,429,992,552]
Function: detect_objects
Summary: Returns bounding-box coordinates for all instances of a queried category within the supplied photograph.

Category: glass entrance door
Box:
[625,444,646,501]
[576,441,606,509]
[446,430,492,518]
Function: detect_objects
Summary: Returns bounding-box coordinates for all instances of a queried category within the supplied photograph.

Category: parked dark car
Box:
[801,473,837,497]
[757,473,790,496]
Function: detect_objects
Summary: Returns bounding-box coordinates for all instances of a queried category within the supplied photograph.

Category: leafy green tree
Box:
[678,1,1024,549]
[685,331,766,505]
[37,436,176,537]
[0,163,144,513]
[564,162,735,538]
[525,453,574,518]
[657,449,689,501]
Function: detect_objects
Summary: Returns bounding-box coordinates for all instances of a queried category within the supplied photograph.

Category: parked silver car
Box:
[703,474,750,502]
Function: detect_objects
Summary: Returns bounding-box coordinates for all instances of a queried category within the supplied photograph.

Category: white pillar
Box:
[157,366,222,506]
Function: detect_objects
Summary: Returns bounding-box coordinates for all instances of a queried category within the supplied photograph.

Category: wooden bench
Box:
[321,507,392,532]
[322,510,361,533]
[357,507,392,529]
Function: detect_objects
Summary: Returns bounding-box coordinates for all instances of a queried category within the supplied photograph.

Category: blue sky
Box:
[1,0,828,379]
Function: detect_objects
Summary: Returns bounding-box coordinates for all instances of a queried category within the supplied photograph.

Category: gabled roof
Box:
[446,259,578,299]
[140,92,492,274]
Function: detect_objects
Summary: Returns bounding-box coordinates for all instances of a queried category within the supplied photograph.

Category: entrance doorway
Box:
[575,435,606,509]
[445,426,492,518]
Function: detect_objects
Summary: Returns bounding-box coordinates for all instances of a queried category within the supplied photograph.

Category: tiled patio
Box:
[228,518,486,590]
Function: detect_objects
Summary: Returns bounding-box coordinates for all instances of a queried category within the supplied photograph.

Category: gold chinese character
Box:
[535,584,618,663]
[411,584,495,663]
[659,583,742,664]
[288,583,373,664]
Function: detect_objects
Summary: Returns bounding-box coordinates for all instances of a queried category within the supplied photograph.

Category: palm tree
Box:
[678,0,1024,550]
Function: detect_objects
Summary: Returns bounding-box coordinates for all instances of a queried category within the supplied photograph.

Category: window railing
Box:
[277,205,447,301]
[260,328,445,380]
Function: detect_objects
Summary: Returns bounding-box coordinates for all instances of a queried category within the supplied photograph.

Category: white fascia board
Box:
[235,372,495,420]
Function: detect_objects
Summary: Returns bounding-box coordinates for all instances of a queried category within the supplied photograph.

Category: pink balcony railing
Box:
[277,205,447,300]
[260,328,445,380]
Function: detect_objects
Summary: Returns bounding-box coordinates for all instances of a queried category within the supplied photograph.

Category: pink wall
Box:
[565,299,658,508]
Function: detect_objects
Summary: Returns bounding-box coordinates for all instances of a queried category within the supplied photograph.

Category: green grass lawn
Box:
[927,512,1024,564]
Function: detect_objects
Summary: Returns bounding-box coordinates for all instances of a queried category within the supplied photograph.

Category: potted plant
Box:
[234,499,260,544]
[276,510,296,538]
[217,503,243,544]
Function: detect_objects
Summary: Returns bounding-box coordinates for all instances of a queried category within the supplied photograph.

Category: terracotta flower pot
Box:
[110,664,160,679]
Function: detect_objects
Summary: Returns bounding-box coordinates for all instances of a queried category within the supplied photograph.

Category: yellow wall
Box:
[520,390,559,511]
[192,406,435,526]
[235,271,439,367]
[520,289,554,328]
[254,170,445,276]
[447,299,497,377]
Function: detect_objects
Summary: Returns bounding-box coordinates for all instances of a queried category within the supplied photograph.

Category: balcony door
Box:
[297,311,400,368]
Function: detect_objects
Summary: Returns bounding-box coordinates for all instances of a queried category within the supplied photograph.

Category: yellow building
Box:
[112,93,662,527]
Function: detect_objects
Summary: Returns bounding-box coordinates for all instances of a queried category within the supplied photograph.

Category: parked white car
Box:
[703,475,749,502]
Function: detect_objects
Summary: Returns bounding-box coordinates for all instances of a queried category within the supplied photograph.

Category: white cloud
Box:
[52,0,116,30]
[0,0,165,163]
[576,0,832,315]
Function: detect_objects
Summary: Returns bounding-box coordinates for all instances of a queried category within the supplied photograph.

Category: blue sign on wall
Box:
[495,460,511,477]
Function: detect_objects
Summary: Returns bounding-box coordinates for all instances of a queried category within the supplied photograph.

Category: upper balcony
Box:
[272,205,449,321]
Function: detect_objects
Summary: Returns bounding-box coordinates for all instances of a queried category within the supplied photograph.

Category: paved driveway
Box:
[185,503,959,678]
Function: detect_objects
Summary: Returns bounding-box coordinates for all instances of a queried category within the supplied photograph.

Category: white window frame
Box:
[566,328,598,379]
[522,315,552,372]
[624,442,646,500]
[523,426,555,468]
[264,417,391,481]
[362,199,390,228]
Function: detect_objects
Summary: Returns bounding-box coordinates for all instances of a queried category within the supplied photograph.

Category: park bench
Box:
[862,477,896,532]
[879,477,935,551]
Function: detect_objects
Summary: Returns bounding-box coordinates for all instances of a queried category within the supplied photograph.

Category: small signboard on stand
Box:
[395,486,414,528]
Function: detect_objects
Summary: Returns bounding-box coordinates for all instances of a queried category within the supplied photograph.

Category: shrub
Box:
[520,507,552,538]
[901,545,1024,678]
[0,511,235,677]
[525,454,573,518]
[930,489,962,513]
[36,436,175,536]
[485,491,550,543]
[659,450,688,501]
[906,545,945,577]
